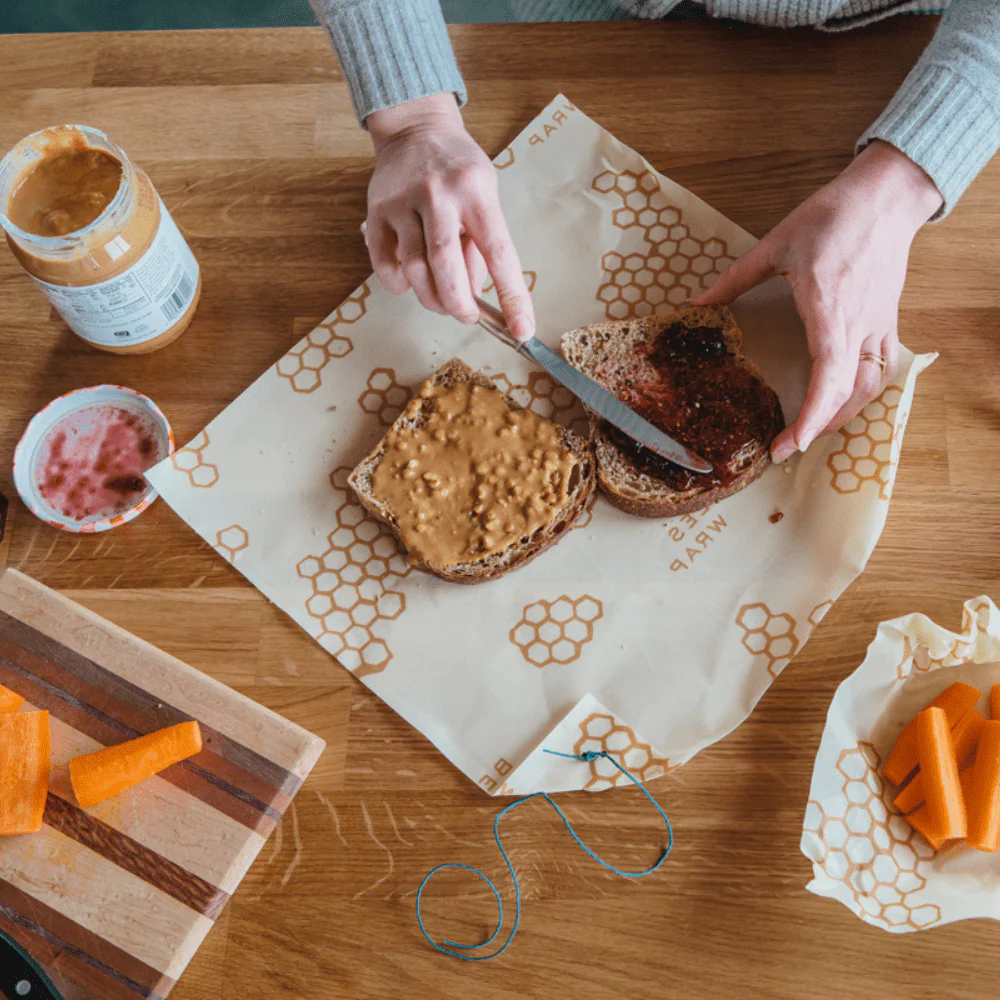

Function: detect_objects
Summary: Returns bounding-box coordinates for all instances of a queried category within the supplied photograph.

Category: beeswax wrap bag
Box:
[148,94,934,796]
[802,598,1000,933]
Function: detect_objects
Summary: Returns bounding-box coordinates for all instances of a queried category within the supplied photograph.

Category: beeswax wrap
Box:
[148,95,934,796]
[802,598,1000,932]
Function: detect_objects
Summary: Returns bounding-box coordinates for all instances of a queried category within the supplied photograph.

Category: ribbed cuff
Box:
[703,0,828,26]
[315,0,467,125]
[858,63,1000,219]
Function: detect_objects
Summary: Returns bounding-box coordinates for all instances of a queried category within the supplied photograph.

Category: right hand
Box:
[365,93,535,341]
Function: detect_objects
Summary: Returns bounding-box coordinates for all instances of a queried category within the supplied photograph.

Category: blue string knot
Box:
[415,747,673,961]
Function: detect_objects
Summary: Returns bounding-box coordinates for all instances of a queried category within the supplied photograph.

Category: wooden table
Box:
[2,20,999,1000]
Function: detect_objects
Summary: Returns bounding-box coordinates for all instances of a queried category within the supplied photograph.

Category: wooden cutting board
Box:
[0,569,325,1000]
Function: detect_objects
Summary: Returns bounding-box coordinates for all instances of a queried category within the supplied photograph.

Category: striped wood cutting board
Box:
[0,569,326,1000]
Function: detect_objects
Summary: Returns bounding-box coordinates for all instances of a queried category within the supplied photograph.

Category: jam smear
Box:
[603,323,777,492]
[36,405,161,521]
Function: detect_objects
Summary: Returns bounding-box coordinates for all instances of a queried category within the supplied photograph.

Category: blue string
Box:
[415,749,673,961]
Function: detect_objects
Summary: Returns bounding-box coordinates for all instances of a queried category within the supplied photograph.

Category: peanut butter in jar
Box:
[0,125,201,354]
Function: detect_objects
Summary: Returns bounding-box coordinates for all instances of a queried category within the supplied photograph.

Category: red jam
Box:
[602,323,778,491]
[35,405,161,520]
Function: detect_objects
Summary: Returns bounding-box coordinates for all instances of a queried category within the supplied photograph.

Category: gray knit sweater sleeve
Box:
[309,0,466,122]
[857,0,1000,217]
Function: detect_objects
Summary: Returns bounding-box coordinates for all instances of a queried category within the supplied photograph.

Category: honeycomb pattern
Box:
[357,368,412,427]
[896,599,992,680]
[509,596,603,667]
[827,385,904,500]
[275,284,367,393]
[809,600,834,628]
[492,370,590,437]
[592,168,733,320]
[494,146,515,171]
[297,466,413,676]
[170,431,219,488]
[735,603,800,679]
[214,524,249,564]
[804,743,941,931]
[572,713,671,791]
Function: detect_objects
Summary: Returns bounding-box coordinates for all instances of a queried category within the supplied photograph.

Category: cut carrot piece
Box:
[915,706,967,843]
[907,803,953,852]
[0,683,24,714]
[992,685,1000,722]
[964,720,1000,852]
[884,682,980,785]
[0,711,50,835]
[893,708,985,814]
[70,721,202,810]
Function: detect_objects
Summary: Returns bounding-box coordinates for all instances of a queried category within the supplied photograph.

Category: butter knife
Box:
[474,296,713,474]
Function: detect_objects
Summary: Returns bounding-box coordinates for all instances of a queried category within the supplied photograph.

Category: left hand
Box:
[692,140,943,463]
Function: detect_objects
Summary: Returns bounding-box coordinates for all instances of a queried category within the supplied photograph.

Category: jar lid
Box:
[13,385,174,533]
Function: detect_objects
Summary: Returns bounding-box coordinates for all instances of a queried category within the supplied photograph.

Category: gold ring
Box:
[859,352,887,372]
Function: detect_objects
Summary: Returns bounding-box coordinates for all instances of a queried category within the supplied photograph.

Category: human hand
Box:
[692,140,942,462]
[365,93,535,341]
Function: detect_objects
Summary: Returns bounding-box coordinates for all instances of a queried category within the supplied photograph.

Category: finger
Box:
[881,332,900,389]
[822,337,887,435]
[464,239,488,296]
[690,241,776,306]
[366,216,408,295]
[465,202,535,342]
[396,213,446,314]
[772,352,855,463]
[423,208,479,324]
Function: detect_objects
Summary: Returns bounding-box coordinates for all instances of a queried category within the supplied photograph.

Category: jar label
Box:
[32,199,200,348]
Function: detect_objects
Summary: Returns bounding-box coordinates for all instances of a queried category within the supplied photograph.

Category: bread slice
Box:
[348,359,596,584]
[561,306,784,518]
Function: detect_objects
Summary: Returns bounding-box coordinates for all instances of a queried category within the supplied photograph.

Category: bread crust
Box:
[561,306,784,518]
[348,359,596,584]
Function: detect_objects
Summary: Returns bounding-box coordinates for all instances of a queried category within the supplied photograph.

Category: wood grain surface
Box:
[2,20,1000,1000]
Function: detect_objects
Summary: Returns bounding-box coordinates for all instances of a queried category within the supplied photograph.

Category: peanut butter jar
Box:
[0,125,201,354]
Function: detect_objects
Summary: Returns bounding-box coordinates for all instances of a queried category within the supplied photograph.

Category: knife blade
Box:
[474,297,713,474]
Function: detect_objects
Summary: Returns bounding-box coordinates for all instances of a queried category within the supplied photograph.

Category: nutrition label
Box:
[32,199,200,348]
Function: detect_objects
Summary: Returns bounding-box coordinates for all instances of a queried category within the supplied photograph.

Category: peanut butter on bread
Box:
[349,359,596,584]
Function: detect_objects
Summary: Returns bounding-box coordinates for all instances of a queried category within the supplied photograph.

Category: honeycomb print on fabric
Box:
[827,385,904,501]
[592,168,734,320]
[275,284,367,393]
[735,603,800,679]
[491,371,589,437]
[214,524,249,564]
[297,467,413,676]
[510,596,603,667]
[572,713,671,791]
[804,743,940,931]
[357,368,412,427]
[170,431,218,488]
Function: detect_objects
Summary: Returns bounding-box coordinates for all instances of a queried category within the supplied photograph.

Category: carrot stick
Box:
[884,682,980,785]
[0,711,50,835]
[915,706,967,843]
[0,683,24,714]
[964,720,1000,852]
[70,721,202,810]
[906,803,953,852]
[893,708,985,814]
[992,685,1000,722]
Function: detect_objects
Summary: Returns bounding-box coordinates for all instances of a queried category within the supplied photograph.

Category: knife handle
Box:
[474,296,528,355]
